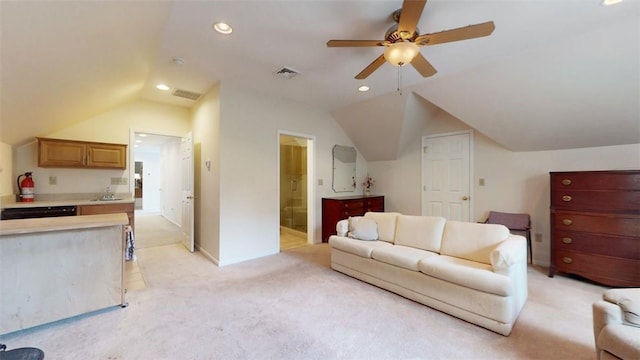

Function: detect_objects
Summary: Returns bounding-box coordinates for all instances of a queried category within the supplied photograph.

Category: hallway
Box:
[125,214,183,292]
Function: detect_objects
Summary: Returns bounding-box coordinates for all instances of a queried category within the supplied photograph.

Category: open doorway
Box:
[133,132,183,249]
[279,133,312,251]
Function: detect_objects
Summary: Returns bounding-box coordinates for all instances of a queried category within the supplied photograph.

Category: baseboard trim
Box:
[195,244,220,266]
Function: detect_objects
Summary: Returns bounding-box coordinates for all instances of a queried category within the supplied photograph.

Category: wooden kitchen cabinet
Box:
[322,195,384,242]
[78,203,135,232]
[549,170,640,287]
[38,137,127,169]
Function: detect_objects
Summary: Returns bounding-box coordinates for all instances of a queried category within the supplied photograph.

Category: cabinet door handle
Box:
[561,179,572,186]
[562,237,573,244]
[562,219,573,226]
[562,195,572,202]
[562,257,573,264]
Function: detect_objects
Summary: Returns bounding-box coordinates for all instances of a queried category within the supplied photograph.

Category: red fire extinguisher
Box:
[17,172,35,202]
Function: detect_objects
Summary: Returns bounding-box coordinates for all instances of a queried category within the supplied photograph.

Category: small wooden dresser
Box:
[549,170,640,287]
[322,195,384,242]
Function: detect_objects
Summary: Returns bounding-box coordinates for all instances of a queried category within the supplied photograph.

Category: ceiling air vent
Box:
[274,66,299,79]
[172,88,201,101]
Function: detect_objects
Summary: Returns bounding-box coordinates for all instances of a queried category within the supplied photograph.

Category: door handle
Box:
[462,196,469,201]
[186,196,194,199]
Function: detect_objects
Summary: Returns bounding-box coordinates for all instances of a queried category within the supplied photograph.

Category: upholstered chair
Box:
[593,289,640,359]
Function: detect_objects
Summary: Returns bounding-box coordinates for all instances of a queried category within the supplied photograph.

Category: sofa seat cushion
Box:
[329,236,393,258]
[364,212,401,243]
[419,255,512,296]
[394,215,446,252]
[441,221,510,265]
[371,245,438,271]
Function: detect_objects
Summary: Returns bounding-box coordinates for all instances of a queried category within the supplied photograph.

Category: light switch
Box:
[479,178,485,186]
[318,179,323,186]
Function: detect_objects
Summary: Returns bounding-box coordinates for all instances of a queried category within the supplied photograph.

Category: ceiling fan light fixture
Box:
[384,42,419,67]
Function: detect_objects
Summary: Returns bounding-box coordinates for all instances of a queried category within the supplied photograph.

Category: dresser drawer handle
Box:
[344,203,349,208]
[561,179,572,186]
[562,195,572,202]
[562,237,573,244]
[562,257,573,264]
[562,219,573,226]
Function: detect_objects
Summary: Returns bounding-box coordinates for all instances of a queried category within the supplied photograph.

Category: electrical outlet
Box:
[479,178,485,186]
[49,176,57,185]
[535,233,543,243]
[110,177,128,185]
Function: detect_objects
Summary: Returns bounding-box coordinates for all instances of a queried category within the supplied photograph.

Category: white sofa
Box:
[593,288,640,360]
[329,212,528,336]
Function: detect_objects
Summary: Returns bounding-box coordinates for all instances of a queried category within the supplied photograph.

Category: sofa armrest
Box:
[336,219,349,237]
[490,235,527,272]
[593,300,626,358]
[594,301,624,337]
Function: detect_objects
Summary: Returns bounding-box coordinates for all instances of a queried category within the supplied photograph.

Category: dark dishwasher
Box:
[1,206,77,220]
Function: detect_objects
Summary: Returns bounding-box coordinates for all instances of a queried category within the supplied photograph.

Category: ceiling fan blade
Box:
[415,21,495,46]
[355,55,386,79]
[327,40,384,47]
[398,0,427,38]
[411,52,437,77]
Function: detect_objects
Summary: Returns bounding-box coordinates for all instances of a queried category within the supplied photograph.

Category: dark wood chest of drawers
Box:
[549,170,640,287]
[322,195,384,242]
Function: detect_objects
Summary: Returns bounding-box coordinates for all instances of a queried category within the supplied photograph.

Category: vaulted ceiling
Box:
[2,1,638,158]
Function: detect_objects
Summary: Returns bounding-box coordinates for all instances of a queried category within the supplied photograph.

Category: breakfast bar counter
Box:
[0,213,129,335]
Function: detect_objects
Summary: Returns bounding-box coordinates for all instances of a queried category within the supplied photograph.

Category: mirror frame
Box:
[332,145,356,192]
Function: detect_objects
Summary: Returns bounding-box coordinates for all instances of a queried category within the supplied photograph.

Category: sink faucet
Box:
[103,186,115,200]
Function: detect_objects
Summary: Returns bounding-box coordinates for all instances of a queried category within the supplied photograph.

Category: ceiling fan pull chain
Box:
[397,66,402,95]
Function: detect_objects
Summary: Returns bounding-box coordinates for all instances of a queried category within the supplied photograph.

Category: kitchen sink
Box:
[91,198,124,202]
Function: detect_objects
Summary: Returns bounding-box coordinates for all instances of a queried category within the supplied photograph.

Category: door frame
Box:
[421,130,474,221]
[129,128,185,220]
[277,130,316,248]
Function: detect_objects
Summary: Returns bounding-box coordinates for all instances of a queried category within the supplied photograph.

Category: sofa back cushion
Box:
[440,221,510,265]
[394,215,447,252]
[364,212,400,243]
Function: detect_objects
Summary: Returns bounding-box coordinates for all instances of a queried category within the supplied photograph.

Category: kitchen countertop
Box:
[1,197,134,209]
[0,213,129,236]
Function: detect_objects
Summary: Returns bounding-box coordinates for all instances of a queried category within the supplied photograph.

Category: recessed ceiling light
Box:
[136,140,142,143]
[602,0,623,5]
[358,85,370,92]
[138,133,147,137]
[213,22,233,35]
[156,84,170,91]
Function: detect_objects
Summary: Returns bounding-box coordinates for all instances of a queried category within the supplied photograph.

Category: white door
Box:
[421,131,472,221]
[181,132,195,252]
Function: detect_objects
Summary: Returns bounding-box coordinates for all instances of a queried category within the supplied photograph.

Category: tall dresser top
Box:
[550,170,640,213]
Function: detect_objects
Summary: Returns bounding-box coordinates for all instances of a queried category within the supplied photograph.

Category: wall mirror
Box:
[332,145,356,192]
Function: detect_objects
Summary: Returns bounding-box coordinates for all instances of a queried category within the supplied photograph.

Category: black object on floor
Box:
[0,344,45,360]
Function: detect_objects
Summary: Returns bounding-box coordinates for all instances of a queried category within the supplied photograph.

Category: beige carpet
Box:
[134,213,183,249]
[0,243,609,359]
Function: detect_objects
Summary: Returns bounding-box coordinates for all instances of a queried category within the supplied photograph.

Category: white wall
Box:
[191,84,221,262]
[195,82,364,266]
[135,149,161,212]
[12,100,190,196]
[369,93,640,266]
[161,138,182,224]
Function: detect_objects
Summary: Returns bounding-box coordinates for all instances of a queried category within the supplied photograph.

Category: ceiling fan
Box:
[326,0,495,79]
